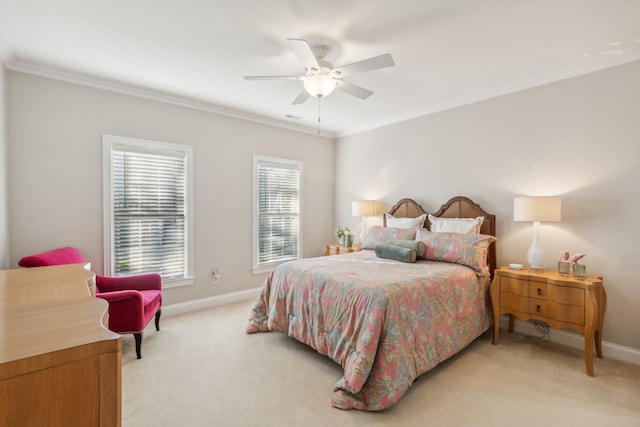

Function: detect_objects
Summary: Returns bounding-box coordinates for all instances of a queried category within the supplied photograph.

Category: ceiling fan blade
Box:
[243,75,303,81]
[287,38,320,71]
[333,53,395,78]
[335,80,374,100]
[292,90,310,105]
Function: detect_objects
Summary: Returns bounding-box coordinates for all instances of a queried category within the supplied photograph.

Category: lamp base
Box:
[527,221,545,269]
[359,216,367,244]
[527,246,545,270]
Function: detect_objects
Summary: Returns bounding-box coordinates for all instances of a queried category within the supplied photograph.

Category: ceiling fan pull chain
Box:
[317,98,321,135]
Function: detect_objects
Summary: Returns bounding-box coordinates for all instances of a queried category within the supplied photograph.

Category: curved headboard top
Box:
[430,196,496,238]
[385,198,428,223]
[385,196,497,277]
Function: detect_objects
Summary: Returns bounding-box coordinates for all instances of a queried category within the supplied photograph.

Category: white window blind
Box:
[104,135,193,285]
[254,156,302,271]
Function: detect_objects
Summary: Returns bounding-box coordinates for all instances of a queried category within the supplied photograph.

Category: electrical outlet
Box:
[212,269,221,284]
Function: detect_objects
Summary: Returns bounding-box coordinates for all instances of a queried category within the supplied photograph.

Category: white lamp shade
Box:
[352,200,384,217]
[513,196,561,269]
[352,200,383,245]
[303,74,337,98]
[513,197,561,222]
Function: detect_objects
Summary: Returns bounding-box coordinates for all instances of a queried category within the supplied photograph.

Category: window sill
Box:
[252,265,276,275]
[163,276,195,289]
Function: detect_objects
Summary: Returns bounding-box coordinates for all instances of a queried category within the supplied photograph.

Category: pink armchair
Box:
[18,246,162,359]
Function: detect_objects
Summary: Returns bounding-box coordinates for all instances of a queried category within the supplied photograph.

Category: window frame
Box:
[252,155,303,274]
[103,134,194,288]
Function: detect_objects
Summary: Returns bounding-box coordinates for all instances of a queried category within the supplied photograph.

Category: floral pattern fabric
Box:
[361,226,417,250]
[416,229,496,275]
[246,250,491,411]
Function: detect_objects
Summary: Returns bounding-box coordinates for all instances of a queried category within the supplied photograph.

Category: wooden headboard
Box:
[385,198,428,221]
[385,196,497,277]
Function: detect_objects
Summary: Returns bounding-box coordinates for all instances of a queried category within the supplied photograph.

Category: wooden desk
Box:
[0,264,122,426]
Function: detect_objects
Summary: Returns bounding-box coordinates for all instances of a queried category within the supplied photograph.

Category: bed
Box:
[247,196,497,411]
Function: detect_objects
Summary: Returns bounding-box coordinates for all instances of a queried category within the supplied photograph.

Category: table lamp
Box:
[352,200,384,243]
[513,196,561,269]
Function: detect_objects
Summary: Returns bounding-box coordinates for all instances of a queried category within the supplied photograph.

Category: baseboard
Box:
[500,317,640,366]
[162,287,261,318]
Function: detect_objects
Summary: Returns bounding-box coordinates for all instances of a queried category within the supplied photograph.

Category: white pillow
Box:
[428,214,484,234]
[384,213,426,229]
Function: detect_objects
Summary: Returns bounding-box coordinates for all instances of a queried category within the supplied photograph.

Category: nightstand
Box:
[324,244,361,256]
[490,266,606,376]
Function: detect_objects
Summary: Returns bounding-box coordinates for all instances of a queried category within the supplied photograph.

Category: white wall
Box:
[7,71,335,305]
[336,60,640,350]
[6,61,640,351]
[0,64,8,269]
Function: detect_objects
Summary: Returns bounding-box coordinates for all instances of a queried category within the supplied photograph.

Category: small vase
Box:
[573,264,586,280]
[339,236,345,246]
[557,261,570,276]
[344,235,354,247]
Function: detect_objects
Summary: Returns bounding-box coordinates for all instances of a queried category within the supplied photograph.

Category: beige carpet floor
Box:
[122,299,640,427]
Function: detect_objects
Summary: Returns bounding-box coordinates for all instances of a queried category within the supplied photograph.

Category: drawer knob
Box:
[537,288,543,296]
[536,304,541,312]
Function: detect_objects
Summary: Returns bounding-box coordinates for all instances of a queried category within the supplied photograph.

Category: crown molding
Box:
[6,59,336,139]
[6,53,639,140]
[0,21,11,68]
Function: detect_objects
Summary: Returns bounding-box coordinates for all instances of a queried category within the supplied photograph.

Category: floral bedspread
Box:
[246,250,491,411]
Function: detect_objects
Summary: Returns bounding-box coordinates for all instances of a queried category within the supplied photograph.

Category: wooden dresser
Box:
[490,266,606,376]
[0,264,122,426]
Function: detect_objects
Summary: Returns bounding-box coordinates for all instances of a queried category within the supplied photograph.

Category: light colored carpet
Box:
[122,299,640,427]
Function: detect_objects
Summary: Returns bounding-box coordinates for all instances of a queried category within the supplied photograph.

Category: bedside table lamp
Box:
[513,196,561,269]
[352,200,384,243]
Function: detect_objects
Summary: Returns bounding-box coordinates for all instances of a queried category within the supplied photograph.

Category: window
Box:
[103,135,193,287]
[253,155,302,273]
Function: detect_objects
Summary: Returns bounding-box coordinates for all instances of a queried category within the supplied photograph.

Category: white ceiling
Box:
[1,0,639,137]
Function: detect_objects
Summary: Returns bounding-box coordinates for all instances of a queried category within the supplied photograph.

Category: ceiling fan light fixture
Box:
[303,73,337,98]
[244,38,395,105]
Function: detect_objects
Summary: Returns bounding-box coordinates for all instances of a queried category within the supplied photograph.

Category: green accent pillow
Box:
[384,239,426,258]
[375,243,417,263]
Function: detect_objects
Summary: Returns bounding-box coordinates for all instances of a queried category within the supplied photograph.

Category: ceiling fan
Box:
[244,38,395,105]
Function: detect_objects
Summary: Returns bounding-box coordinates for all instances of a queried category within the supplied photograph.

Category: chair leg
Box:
[134,333,143,359]
[155,309,161,331]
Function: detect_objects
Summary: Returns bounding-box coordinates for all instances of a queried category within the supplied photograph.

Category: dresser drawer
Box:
[529,282,584,304]
[548,285,584,305]
[530,299,585,325]
[500,291,530,313]
[501,276,529,296]
[501,295,585,325]
[529,282,547,298]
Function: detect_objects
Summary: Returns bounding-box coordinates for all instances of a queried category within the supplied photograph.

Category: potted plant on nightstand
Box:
[336,226,354,247]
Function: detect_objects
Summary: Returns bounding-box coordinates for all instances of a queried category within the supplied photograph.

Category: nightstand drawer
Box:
[548,285,584,305]
[529,282,584,305]
[502,276,529,296]
[530,299,585,325]
[529,282,547,298]
[500,292,530,313]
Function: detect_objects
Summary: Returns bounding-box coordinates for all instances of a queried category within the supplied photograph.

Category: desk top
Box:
[0,264,120,369]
